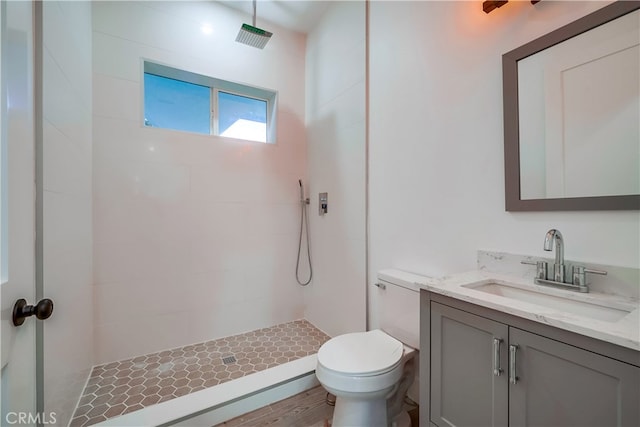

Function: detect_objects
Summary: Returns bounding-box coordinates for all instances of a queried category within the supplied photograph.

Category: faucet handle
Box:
[584,267,607,276]
[572,266,607,291]
[521,260,548,280]
[573,265,607,275]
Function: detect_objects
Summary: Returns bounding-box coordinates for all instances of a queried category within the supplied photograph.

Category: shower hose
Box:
[296,190,312,286]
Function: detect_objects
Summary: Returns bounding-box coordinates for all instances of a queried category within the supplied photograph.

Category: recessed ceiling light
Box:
[201,23,213,35]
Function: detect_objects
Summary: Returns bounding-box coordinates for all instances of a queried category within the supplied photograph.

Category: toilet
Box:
[316,270,420,427]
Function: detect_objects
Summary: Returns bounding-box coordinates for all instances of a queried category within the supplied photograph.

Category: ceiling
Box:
[217,0,330,34]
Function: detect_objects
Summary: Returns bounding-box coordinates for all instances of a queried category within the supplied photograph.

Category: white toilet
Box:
[316,271,420,427]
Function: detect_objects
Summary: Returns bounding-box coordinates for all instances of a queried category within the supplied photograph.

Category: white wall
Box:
[369,0,639,328]
[304,1,367,337]
[42,2,94,425]
[92,1,307,364]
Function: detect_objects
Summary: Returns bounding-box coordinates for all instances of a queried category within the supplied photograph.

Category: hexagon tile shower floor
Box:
[70,320,329,426]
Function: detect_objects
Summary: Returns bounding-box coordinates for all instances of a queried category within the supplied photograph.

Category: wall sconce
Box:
[483,0,508,14]
[484,0,541,14]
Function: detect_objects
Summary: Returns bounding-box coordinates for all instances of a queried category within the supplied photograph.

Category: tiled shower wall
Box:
[43,2,94,425]
[304,1,367,337]
[92,1,307,364]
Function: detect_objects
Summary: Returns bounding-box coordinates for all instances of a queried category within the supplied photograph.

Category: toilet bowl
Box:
[315,270,422,427]
[316,330,415,427]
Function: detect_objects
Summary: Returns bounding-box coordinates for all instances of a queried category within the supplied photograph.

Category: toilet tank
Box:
[377,269,427,350]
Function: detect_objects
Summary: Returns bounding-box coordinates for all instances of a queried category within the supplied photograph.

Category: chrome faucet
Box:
[521,228,607,292]
[543,229,565,283]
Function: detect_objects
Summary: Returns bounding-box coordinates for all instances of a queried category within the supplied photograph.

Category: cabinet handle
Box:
[493,338,503,376]
[509,344,519,384]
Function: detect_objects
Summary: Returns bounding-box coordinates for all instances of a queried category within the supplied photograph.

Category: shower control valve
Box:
[319,192,328,215]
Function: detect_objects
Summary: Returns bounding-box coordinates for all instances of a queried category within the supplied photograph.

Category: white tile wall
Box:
[92,1,307,363]
[304,1,367,337]
[42,2,93,425]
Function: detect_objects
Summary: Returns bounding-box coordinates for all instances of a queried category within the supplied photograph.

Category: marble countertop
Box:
[380,269,640,352]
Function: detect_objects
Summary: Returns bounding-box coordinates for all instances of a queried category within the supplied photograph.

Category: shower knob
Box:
[12,298,54,326]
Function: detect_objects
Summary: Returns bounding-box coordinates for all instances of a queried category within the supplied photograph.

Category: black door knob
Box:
[12,298,54,326]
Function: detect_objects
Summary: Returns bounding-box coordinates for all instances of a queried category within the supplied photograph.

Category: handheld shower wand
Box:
[299,179,303,202]
[299,180,310,205]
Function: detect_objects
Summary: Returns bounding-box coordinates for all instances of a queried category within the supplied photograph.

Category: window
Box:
[144,74,211,134]
[143,61,276,143]
[217,92,267,141]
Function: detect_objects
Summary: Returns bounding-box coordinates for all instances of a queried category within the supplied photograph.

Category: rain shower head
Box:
[236,0,272,49]
[236,24,272,49]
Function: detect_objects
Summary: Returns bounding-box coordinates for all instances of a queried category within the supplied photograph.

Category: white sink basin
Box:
[463,282,633,323]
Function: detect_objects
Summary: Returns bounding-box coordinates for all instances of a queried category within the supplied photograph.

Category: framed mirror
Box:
[503,1,640,211]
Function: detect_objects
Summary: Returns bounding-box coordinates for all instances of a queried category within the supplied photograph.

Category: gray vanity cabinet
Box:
[509,327,640,427]
[425,297,640,427]
[430,302,508,427]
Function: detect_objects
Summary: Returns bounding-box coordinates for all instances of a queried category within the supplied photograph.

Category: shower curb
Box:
[94,355,320,426]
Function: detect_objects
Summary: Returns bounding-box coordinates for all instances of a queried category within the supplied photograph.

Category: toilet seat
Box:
[317,329,404,376]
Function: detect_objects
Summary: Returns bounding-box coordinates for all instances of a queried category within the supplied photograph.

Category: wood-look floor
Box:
[216,386,333,427]
[216,385,420,427]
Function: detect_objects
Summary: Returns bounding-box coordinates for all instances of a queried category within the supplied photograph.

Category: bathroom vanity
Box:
[421,291,639,427]
[400,254,640,427]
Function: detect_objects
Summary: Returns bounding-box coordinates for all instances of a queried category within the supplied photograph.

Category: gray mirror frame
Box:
[503,1,640,212]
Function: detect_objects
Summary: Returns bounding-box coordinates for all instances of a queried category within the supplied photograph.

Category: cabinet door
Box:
[431,302,509,427]
[509,327,640,427]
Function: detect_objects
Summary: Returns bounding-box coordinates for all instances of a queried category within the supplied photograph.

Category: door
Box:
[0,0,39,424]
[509,327,640,426]
[430,302,509,427]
